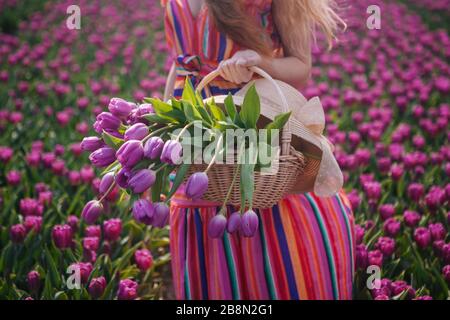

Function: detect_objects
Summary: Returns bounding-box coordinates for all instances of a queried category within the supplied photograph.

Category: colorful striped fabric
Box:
[162,0,356,300]
[170,190,355,300]
[162,0,282,97]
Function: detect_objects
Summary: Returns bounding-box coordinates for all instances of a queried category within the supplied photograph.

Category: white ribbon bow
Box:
[292,97,344,197]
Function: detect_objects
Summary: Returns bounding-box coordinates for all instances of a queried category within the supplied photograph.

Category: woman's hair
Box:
[205,0,346,61]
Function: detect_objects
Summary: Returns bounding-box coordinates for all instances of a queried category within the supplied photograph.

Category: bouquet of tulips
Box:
[81,79,291,238]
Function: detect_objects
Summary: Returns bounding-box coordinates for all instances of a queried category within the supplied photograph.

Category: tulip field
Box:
[0,0,449,300]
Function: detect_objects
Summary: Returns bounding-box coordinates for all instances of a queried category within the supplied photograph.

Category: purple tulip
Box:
[368,250,383,267]
[116,140,144,168]
[89,276,106,299]
[407,183,424,201]
[52,224,73,249]
[241,210,259,237]
[24,216,43,233]
[108,98,135,118]
[185,172,209,200]
[391,280,415,299]
[94,112,122,133]
[428,223,446,241]
[124,123,148,141]
[85,225,101,238]
[116,167,131,188]
[99,172,115,194]
[83,236,100,251]
[81,200,103,225]
[443,265,450,285]
[379,204,395,221]
[128,169,156,194]
[403,210,421,227]
[152,202,169,228]
[355,225,367,245]
[383,218,401,237]
[69,262,93,284]
[134,249,153,271]
[81,136,104,152]
[132,199,155,225]
[89,147,116,168]
[103,218,122,242]
[10,224,26,244]
[143,137,164,159]
[27,271,40,293]
[227,212,242,234]
[117,279,138,300]
[375,237,396,256]
[208,215,227,238]
[355,244,368,270]
[160,140,183,165]
[414,227,431,249]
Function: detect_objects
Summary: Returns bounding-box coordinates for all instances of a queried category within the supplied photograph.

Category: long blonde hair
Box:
[206,0,346,61]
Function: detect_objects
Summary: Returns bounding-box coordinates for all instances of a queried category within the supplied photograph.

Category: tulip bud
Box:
[124,123,148,141]
[414,227,431,249]
[52,224,73,249]
[160,140,183,165]
[152,202,170,228]
[117,279,138,300]
[83,237,100,251]
[85,225,101,238]
[443,265,450,285]
[241,210,259,237]
[428,223,446,241]
[116,167,131,188]
[208,215,227,238]
[10,224,26,243]
[116,140,144,168]
[108,98,135,118]
[134,249,153,272]
[94,112,121,133]
[227,212,242,234]
[89,147,116,168]
[24,216,43,233]
[185,172,209,200]
[81,200,103,225]
[128,169,156,194]
[103,218,122,242]
[143,137,164,159]
[89,276,107,299]
[99,172,115,194]
[132,199,155,225]
[69,262,93,284]
[27,271,40,293]
[81,136,104,152]
[403,210,421,227]
[368,250,383,267]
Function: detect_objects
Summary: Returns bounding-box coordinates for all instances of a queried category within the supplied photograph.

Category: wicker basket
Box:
[189,67,306,209]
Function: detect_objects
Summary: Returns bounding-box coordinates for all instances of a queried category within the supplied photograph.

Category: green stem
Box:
[175,120,201,141]
[154,163,169,173]
[219,165,240,215]
[205,134,223,173]
[98,182,117,203]
[142,125,175,143]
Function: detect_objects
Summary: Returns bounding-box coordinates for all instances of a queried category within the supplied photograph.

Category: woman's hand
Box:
[218,50,263,84]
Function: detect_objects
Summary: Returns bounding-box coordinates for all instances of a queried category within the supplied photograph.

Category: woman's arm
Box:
[258,55,311,88]
[218,0,313,88]
[163,63,176,101]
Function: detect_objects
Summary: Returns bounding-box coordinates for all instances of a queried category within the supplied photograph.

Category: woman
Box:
[162,0,355,300]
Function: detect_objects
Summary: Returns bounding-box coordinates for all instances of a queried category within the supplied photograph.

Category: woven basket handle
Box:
[196,66,292,156]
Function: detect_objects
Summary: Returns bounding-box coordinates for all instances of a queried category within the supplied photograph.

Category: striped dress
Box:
[163,0,356,300]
